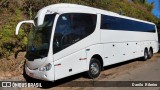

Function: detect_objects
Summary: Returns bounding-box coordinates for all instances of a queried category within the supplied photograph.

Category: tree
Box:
[0,0,9,7]
[131,0,146,3]
[23,0,56,19]
[141,0,146,3]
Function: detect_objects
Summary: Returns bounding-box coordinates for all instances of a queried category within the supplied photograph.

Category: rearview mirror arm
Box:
[15,20,34,35]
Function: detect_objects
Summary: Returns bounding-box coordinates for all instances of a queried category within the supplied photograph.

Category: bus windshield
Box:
[25,14,56,59]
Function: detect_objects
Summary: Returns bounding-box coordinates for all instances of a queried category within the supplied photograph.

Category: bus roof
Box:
[36,3,155,25]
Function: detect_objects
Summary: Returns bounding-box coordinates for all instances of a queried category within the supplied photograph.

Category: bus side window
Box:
[71,14,96,43]
[53,13,97,54]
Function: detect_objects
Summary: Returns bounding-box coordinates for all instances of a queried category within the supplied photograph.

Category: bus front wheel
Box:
[87,58,101,79]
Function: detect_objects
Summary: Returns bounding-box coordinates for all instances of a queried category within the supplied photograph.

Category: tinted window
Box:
[101,15,155,32]
[53,13,97,54]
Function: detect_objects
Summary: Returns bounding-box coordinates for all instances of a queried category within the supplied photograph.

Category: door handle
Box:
[54,63,61,66]
[79,58,87,60]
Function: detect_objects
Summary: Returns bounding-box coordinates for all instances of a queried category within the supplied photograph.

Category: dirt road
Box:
[1,53,160,90]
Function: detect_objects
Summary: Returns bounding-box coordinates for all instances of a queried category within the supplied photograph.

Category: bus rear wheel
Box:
[148,48,153,59]
[87,58,101,79]
[143,48,148,61]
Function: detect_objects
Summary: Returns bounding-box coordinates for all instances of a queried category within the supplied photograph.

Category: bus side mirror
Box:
[16,20,34,35]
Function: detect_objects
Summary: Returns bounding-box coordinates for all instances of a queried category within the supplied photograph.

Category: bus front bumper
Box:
[25,64,55,81]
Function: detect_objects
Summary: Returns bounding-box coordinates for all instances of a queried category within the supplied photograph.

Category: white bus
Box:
[16,3,159,81]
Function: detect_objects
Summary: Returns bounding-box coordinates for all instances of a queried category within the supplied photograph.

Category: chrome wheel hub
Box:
[90,63,99,75]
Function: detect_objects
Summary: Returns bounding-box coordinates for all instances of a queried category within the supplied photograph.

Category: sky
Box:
[147,0,160,18]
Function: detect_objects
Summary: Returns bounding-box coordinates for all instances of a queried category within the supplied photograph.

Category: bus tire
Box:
[87,58,101,79]
[143,48,148,61]
[148,48,153,59]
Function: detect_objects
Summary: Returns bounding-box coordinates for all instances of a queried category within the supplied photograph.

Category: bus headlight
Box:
[39,63,52,71]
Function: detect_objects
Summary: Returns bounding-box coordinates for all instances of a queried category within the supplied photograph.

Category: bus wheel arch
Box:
[91,54,103,69]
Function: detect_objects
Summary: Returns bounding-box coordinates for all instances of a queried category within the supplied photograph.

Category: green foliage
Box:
[0,0,159,58]
[0,1,25,58]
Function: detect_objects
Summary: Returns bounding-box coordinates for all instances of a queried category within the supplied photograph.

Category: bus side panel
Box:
[101,30,158,66]
[85,44,104,68]
[102,42,142,66]
[102,43,125,65]
[54,48,87,80]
